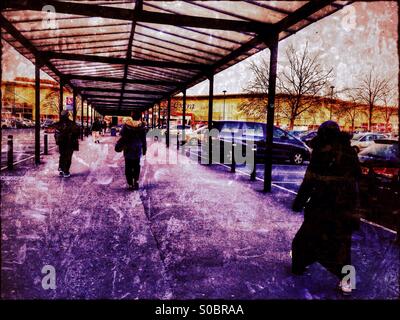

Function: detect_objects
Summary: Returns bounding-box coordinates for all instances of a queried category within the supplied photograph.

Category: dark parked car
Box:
[42,119,55,133]
[288,130,307,138]
[358,139,400,230]
[41,119,54,128]
[300,131,318,147]
[211,121,311,165]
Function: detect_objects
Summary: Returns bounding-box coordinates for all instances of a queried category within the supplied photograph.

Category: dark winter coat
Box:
[91,120,102,132]
[119,121,147,160]
[291,128,361,278]
[53,118,80,151]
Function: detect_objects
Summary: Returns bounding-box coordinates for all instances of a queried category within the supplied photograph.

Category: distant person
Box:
[91,118,102,143]
[291,121,361,295]
[102,120,108,135]
[117,112,147,190]
[53,110,80,178]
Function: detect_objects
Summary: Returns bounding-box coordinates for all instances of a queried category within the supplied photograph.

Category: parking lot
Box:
[185,142,398,233]
[1,129,57,169]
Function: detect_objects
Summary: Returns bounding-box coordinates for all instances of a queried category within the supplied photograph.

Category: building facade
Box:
[162,93,398,133]
[1,77,79,121]
[2,79,398,133]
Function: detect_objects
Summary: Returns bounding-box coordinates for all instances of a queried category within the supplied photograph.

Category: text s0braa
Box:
[155,304,244,317]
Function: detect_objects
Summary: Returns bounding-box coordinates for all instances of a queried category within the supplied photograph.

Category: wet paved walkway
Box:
[1,136,399,299]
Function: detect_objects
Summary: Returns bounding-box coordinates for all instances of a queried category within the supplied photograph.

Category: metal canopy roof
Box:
[1,0,352,115]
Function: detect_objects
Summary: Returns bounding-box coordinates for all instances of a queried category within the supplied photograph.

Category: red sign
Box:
[65,97,73,111]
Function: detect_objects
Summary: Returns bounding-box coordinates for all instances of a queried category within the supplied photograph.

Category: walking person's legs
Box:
[132,158,141,190]
[59,147,67,175]
[125,158,134,189]
[58,152,63,174]
[63,149,74,177]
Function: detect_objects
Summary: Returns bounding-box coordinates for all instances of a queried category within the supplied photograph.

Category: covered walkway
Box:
[1,136,398,299]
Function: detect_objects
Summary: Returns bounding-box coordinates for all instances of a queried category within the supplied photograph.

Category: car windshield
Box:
[351,133,364,140]
[304,132,317,138]
[289,131,304,137]
[359,143,400,162]
[218,123,242,136]
[242,123,264,137]
[172,125,190,130]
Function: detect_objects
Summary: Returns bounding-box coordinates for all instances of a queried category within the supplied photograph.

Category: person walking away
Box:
[119,112,147,190]
[91,118,102,143]
[53,110,80,178]
[291,121,361,295]
[102,120,107,135]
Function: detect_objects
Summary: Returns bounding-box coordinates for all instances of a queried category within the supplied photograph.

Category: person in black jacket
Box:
[91,118,102,143]
[291,120,361,295]
[53,110,80,178]
[119,112,147,190]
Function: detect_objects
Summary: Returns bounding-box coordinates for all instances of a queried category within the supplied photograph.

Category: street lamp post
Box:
[329,85,335,120]
[222,90,227,120]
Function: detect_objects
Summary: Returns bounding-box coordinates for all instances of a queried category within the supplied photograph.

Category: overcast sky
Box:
[3,1,398,104]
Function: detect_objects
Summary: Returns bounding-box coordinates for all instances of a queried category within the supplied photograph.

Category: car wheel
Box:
[291,152,304,165]
[353,146,360,153]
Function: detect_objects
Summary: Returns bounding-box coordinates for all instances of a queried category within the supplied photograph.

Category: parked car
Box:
[211,121,311,165]
[288,130,308,139]
[351,132,388,153]
[15,119,27,128]
[169,125,193,144]
[358,139,400,230]
[300,131,318,147]
[41,119,55,133]
[185,125,208,145]
[22,118,35,128]
[1,119,12,129]
[41,119,54,129]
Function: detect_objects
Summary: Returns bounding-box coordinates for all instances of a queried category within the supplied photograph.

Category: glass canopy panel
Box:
[127,66,196,82]
[57,0,136,10]
[135,23,244,56]
[51,60,125,78]
[131,38,213,64]
[70,79,123,89]
[143,1,284,23]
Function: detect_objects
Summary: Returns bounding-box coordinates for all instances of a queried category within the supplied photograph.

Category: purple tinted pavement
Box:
[1,136,399,299]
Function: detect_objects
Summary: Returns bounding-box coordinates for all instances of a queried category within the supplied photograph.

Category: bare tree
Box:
[42,89,59,117]
[239,57,269,120]
[278,43,333,130]
[355,69,391,131]
[380,83,396,132]
[240,43,331,129]
[334,88,360,132]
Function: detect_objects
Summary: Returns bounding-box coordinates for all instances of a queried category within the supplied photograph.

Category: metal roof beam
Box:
[78,87,163,96]
[43,51,205,70]
[88,101,145,106]
[274,0,335,32]
[2,0,273,33]
[85,94,154,101]
[66,74,179,86]
[119,0,142,111]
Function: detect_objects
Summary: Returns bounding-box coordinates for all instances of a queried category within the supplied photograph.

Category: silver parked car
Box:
[351,132,388,153]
